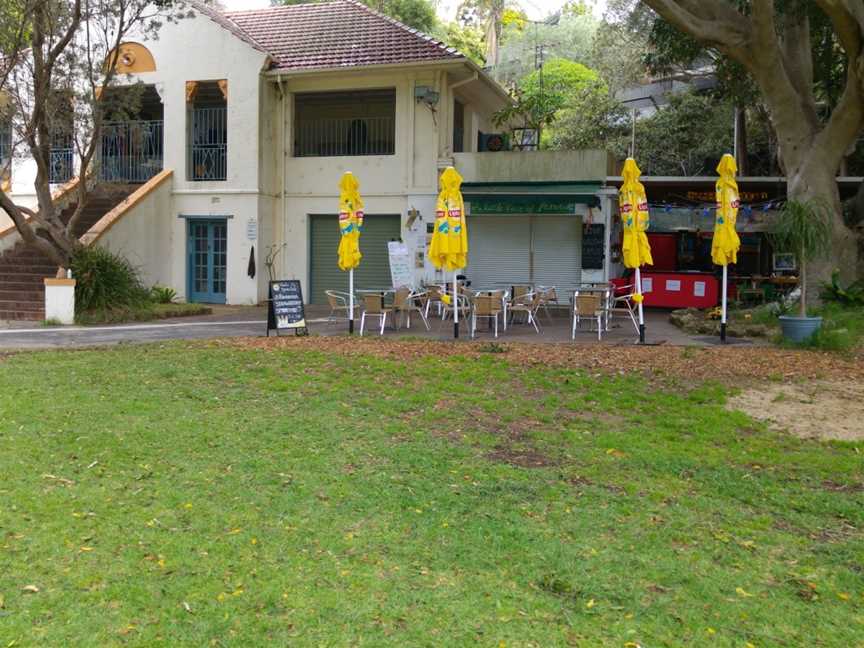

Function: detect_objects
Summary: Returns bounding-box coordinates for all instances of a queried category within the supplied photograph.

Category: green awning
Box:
[461,181,603,214]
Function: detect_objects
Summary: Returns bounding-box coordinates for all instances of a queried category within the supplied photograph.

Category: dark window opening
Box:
[188,81,227,181]
[453,99,465,153]
[100,84,164,183]
[294,89,395,157]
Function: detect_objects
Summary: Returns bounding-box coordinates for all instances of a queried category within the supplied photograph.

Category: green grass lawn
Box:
[0,343,861,647]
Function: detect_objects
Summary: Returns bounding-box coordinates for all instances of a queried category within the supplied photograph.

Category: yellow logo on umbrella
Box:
[338,172,363,272]
[428,166,468,272]
[619,158,653,270]
[712,154,741,267]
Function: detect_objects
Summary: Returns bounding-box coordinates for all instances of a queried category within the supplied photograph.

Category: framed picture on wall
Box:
[772,253,797,272]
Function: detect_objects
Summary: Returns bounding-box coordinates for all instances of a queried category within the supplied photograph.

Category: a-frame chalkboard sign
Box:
[266,280,309,337]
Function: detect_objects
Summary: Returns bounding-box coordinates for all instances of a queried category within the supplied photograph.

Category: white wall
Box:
[95,175,173,289]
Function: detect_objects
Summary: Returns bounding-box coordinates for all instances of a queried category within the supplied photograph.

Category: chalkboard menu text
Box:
[582,224,605,270]
[267,280,308,336]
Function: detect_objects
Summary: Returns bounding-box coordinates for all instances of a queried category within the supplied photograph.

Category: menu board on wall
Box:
[582,224,605,270]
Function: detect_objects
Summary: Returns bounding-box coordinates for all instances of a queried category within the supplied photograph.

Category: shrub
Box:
[150,285,177,304]
[70,246,149,312]
[821,270,864,307]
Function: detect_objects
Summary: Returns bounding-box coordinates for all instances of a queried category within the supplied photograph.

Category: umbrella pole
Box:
[720,265,728,343]
[635,267,645,344]
[349,269,355,335]
[453,272,459,339]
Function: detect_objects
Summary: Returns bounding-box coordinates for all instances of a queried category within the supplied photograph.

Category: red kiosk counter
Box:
[612,272,719,309]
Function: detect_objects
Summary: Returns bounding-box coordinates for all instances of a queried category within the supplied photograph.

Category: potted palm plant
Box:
[770,198,832,342]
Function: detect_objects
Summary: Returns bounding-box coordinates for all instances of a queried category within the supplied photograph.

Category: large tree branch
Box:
[0,189,67,267]
[641,0,750,49]
[779,8,819,129]
[643,0,816,168]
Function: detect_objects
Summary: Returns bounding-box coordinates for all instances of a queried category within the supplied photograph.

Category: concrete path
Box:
[0,304,749,350]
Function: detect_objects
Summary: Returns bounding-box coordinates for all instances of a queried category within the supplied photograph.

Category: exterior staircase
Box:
[0,185,136,321]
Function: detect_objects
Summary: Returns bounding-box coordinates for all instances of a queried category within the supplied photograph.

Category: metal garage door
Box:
[309,214,401,305]
[465,214,581,290]
[533,215,582,291]
[466,215,531,288]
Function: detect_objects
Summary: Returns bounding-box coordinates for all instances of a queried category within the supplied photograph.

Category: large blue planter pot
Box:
[778,315,823,343]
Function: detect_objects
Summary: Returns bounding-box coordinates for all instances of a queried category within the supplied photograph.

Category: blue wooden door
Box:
[187,219,227,303]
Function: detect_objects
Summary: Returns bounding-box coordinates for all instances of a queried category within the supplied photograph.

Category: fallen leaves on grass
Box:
[214,337,864,385]
[21,585,39,594]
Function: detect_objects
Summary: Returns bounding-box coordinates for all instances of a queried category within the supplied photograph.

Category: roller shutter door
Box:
[466,215,531,289]
[309,214,401,305]
[533,215,582,291]
[465,214,582,290]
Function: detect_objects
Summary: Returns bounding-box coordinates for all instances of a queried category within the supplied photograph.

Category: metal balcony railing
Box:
[190,107,227,181]
[49,147,74,184]
[100,120,164,183]
[294,115,395,157]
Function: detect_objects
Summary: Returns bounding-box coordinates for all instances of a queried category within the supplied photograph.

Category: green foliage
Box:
[780,303,864,352]
[150,284,178,304]
[0,343,862,644]
[494,12,599,88]
[494,58,600,138]
[821,270,864,307]
[75,302,211,325]
[436,21,485,65]
[549,80,627,151]
[770,198,833,316]
[770,199,833,266]
[521,57,598,98]
[624,91,735,175]
[70,246,149,313]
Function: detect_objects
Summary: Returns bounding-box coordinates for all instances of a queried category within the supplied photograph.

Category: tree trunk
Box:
[787,160,857,298]
[734,106,748,176]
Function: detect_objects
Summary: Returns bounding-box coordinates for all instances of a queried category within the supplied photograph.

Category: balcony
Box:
[294,116,395,158]
[189,107,227,182]
[100,120,164,183]
[453,150,616,184]
[293,89,396,158]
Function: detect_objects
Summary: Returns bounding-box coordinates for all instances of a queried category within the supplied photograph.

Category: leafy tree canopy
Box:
[435,21,486,65]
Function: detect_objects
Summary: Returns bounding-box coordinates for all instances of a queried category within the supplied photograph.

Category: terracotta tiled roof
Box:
[224,0,463,72]
[190,0,271,56]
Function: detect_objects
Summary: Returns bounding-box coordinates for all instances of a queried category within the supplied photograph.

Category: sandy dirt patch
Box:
[728,379,864,441]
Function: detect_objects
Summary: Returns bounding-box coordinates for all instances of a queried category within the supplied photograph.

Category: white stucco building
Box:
[0,0,617,312]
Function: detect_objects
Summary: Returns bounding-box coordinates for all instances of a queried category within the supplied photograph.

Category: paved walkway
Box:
[0,304,747,350]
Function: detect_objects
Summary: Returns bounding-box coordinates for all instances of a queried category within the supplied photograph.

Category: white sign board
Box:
[641,277,653,293]
[246,219,258,241]
[693,281,706,297]
[666,279,682,292]
[388,241,413,289]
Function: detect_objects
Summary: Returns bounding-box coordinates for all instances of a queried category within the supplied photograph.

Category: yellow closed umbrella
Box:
[618,158,653,343]
[338,171,364,333]
[428,166,468,338]
[713,154,741,342]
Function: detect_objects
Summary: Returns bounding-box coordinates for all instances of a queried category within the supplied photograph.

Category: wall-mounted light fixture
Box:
[414,85,440,109]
